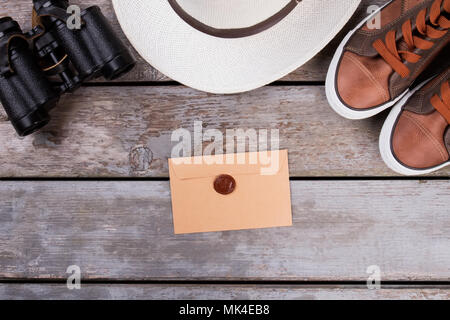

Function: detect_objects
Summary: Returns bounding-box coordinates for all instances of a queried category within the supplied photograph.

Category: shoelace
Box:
[373,0,450,78]
[431,79,450,123]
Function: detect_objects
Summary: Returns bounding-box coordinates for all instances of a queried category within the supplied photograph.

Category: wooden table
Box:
[0,0,449,300]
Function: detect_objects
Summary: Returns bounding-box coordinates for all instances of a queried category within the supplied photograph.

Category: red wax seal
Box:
[213,174,236,195]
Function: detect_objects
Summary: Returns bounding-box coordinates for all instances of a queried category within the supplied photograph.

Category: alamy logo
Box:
[171,121,280,175]
[66,265,81,290]
[366,5,382,30]
[366,265,381,290]
[66,5,81,30]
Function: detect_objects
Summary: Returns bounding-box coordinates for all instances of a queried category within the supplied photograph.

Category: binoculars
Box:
[0,0,136,136]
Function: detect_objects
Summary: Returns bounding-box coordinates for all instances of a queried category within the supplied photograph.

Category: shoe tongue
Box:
[397,40,410,52]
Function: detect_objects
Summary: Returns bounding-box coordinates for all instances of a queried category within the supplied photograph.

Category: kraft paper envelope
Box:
[169,150,292,234]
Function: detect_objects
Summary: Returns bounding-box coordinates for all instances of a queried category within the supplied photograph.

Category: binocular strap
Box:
[34,6,82,26]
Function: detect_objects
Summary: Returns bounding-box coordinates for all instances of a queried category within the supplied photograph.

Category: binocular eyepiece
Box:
[0,0,136,136]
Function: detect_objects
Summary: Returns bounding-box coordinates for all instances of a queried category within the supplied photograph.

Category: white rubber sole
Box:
[379,80,450,176]
[325,0,405,120]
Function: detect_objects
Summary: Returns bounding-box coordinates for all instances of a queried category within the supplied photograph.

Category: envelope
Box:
[168,150,292,234]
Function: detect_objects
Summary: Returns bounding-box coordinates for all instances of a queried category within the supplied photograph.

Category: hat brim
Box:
[113,0,361,94]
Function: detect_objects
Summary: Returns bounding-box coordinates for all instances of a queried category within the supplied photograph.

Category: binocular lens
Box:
[81,6,136,80]
[13,108,51,136]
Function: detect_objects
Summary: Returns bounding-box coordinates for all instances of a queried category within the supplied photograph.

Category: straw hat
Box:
[112,0,361,93]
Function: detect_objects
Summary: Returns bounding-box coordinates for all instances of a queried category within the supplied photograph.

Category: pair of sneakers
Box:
[326,0,449,175]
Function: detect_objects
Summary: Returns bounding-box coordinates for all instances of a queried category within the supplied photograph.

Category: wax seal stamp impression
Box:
[213,174,236,195]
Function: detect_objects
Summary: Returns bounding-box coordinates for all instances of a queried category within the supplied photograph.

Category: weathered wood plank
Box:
[0,86,448,177]
[0,0,388,82]
[0,180,448,281]
[1,284,449,300]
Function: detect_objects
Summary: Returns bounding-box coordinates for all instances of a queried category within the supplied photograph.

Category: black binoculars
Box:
[0,0,136,136]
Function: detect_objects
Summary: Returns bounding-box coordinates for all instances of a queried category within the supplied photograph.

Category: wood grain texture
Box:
[0,180,448,281]
[0,0,388,82]
[1,284,449,300]
[1,85,449,177]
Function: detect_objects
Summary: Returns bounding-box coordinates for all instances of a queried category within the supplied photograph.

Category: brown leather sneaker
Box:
[379,68,449,175]
[326,0,450,119]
